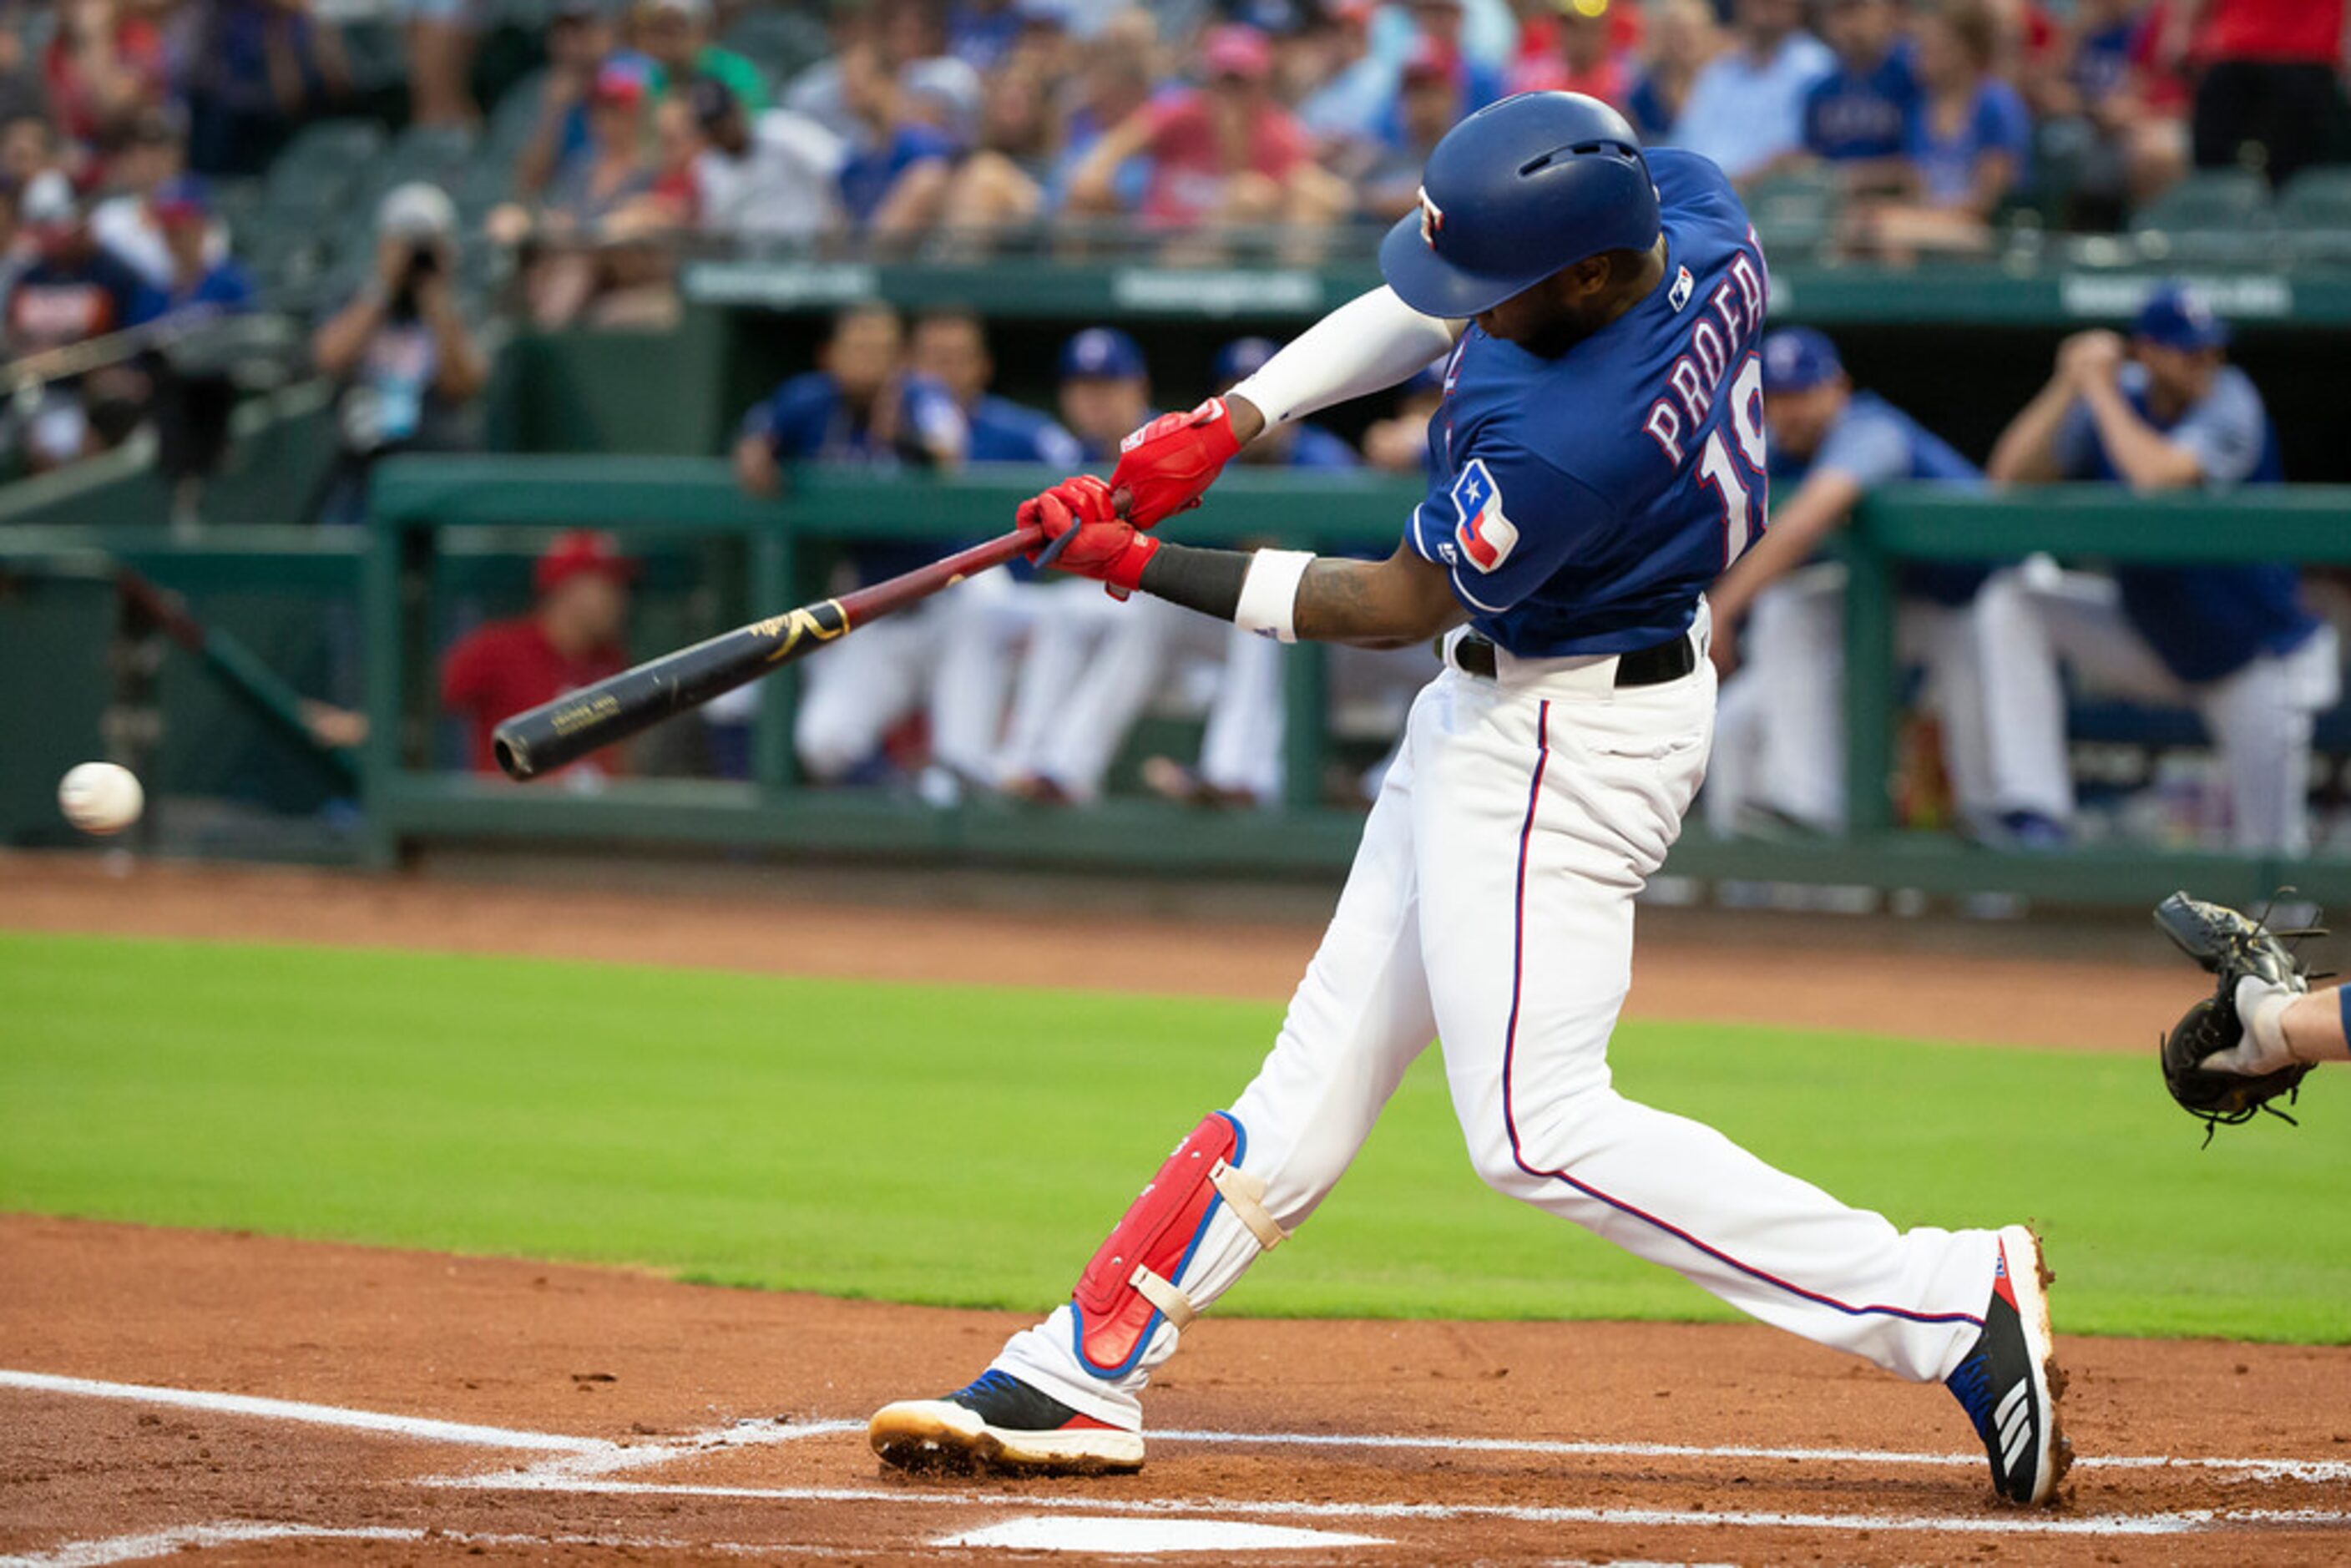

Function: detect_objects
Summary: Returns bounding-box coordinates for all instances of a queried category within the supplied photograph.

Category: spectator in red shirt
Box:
[43,0,167,150]
[440,531,636,780]
[1509,0,1637,108]
[2187,0,2348,185]
[1064,24,1347,252]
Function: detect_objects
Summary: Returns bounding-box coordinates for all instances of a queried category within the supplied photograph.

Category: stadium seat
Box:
[2125,170,2266,237]
[2273,167,2351,261]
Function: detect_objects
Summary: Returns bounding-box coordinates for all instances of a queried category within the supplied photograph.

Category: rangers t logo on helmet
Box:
[1418,187,1444,248]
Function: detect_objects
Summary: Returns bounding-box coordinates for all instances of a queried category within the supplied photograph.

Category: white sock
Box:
[2233,975,2298,1070]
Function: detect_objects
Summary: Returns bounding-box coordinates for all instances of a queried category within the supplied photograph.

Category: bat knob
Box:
[493,731,534,781]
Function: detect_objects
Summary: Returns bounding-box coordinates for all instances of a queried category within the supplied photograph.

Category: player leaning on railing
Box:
[867,93,2070,1508]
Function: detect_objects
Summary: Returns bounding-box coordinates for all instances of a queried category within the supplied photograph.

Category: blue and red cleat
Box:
[869,1368,1144,1476]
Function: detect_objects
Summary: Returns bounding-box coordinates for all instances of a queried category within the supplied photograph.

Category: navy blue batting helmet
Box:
[1379,92,1661,319]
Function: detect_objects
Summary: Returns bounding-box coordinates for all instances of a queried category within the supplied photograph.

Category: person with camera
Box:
[307,181,487,525]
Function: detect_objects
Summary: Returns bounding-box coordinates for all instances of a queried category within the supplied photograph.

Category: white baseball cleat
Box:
[869,1368,1143,1476]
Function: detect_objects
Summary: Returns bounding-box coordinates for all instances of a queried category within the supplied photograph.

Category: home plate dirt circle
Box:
[932,1515,1388,1551]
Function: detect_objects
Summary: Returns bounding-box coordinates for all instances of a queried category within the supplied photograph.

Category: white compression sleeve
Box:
[1227,286,1464,429]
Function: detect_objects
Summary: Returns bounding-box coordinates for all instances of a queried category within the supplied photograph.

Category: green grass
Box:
[2,931,2343,1343]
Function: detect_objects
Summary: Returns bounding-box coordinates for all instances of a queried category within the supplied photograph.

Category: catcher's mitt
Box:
[2153,891,2326,1143]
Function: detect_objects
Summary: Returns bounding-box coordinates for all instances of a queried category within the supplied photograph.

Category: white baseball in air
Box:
[58,762,144,836]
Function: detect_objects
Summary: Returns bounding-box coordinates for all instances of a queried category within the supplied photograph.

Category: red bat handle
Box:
[833,526,1045,627]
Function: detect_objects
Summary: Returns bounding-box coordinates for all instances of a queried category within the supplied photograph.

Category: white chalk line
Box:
[9,1366,2348,1485]
[0,1368,851,1467]
[0,1521,881,1568]
[420,1475,2351,1539]
[1152,1427,2351,1484]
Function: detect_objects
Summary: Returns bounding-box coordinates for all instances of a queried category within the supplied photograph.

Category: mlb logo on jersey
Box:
[1450,458,1517,574]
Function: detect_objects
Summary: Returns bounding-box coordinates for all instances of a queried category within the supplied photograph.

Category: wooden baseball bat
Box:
[493,524,1045,781]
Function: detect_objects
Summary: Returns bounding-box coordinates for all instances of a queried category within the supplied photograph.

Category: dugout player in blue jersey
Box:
[869,94,2069,1509]
[730,303,969,784]
[1706,326,2003,838]
[1982,286,2340,853]
[906,309,1087,802]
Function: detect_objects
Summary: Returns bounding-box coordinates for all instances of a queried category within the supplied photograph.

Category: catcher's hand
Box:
[2153,891,2324,1141]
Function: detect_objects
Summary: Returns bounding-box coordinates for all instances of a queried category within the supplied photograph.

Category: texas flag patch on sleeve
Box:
[1450,458,1518,574]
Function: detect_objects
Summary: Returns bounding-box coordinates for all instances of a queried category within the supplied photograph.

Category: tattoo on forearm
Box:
[1293,559,1383,640]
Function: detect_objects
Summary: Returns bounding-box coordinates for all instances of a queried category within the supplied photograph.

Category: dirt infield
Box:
[8,851,2343,1565]
[4,1216,2350,1566]
[0,852,2210,1052]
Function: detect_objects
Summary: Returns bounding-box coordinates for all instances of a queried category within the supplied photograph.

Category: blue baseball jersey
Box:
[968,394,1084,468]
[1407,148,1771,658]
[1772,390,1990,605]
[1802,44,1920,163]
[743,370,969,581]
[1284,423,1361,471]
[2055,362,2317,684]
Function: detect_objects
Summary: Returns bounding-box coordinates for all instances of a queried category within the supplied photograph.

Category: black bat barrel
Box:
[492,600,846,780]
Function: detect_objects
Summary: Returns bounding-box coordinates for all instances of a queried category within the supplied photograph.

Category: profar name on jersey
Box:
[1641,230,1768,471]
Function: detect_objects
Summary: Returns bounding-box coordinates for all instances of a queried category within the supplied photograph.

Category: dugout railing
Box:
[339,457,2351,907]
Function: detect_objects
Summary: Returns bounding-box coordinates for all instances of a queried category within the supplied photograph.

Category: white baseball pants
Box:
[1974,565,2341,853]
[997,621,2000,1429]
[1705,564,2000,836]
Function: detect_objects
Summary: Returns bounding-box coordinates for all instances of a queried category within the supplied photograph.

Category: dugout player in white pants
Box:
[1982,286,2339,854]
[1704,328,2002,838]
[869,96,2066,1507]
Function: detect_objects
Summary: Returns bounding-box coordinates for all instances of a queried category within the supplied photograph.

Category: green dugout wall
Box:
[7,457,2347,906]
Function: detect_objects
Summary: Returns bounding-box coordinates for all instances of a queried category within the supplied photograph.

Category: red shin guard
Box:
[1069,1110,1287,1378]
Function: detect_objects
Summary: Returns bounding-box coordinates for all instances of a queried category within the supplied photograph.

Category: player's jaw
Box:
[1474,241,1667,359]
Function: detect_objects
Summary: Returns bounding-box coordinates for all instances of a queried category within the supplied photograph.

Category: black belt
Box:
[1447,629,1696,686]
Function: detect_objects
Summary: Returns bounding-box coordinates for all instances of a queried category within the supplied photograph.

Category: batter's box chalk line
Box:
[0,1522,885,1568]
[8,1365,2351,1546]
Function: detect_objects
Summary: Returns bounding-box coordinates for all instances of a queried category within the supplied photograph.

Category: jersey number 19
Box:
[1696,355,1767,566]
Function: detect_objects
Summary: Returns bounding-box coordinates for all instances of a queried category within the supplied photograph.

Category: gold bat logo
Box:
[755,599,850,663]
[548,692,622,735]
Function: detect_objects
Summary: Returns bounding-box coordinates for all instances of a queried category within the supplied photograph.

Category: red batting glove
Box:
[1018,475,1160,599]
[1109,397,1241,529]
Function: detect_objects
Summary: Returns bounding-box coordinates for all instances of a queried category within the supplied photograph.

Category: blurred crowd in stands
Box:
[0,0,2346,469]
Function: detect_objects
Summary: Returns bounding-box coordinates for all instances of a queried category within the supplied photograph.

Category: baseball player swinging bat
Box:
[493,524,1055,781]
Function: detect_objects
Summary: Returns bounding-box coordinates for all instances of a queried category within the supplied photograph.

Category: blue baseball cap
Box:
[1211,336,1279,388]
[1060,326,1147,382]
[2134,283,2229,352]
[1759,326,1843,395]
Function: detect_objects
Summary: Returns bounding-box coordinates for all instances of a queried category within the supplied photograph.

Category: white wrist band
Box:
[1236,549,1316,644]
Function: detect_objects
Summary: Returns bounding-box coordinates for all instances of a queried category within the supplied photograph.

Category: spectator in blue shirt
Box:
[1841,0,2032,260]
[5,170,161,469]
[149,179,255,319]
[1625,0,1728,144]
[147,177,255,492]
[1982,286,2339,853]
[835,39,957,244]
[1666,0,1833,182]
[1706,327,2003,838]
[1802,0,1920,189]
